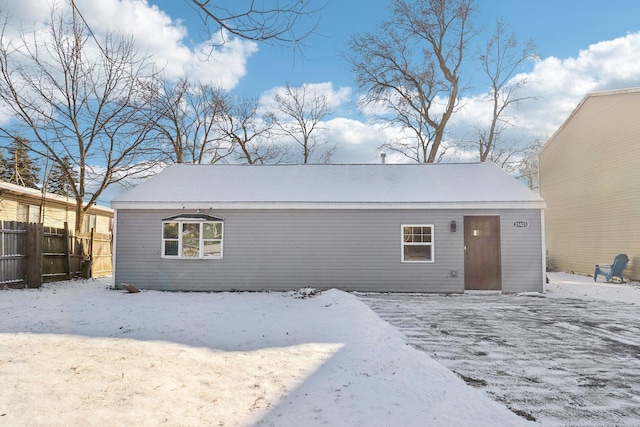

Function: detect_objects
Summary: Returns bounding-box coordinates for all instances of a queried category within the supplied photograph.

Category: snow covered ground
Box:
[360,272,640,426]
[0,272,638,426]
[1,279,529,426]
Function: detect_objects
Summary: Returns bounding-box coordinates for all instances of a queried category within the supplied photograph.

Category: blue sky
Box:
[143,0,640,165]
[150,0,640,97]
[4,0,640,167]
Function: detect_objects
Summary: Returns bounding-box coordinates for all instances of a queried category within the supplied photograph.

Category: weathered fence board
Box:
[88,230,113,278]
[25,223,43,288]
[43,226,70,281]
[0,221,27,288]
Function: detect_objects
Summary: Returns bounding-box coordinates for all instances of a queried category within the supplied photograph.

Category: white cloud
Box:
[322,118,385,163]
[319,118,429,164]
[441,31,640,160]
[260,82,352,113]
[0,0,51,26]
[1,0,257,90]
[83,0,259,88]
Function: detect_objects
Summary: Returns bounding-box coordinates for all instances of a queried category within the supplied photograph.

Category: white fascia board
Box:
[111,200,546,210]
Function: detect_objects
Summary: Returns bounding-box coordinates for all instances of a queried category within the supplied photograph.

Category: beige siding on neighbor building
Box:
[0,182,113,233]
[539,89,640,280]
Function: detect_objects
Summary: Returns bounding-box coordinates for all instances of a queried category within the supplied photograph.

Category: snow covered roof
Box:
[111,162,545,210]
[0,180,113,214]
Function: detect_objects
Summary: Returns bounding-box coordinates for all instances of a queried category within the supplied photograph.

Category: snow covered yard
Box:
[0,279,529,427]
[359,272,640,426]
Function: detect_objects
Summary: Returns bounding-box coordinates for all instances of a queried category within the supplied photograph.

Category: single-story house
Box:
[111,162,546,293]
[539,88,640,281]
[0,180,113,233]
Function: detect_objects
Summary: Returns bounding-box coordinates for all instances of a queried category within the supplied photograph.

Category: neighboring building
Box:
[539,88,640,281]
[112,162,545,293]
[0,180,113,233]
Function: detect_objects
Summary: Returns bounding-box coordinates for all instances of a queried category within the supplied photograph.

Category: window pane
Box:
[404,245,431,261]
[203,241,221,257]
[403,227,412,242]
[163,222,179,239]
[182,223,199,238]
[17,203,28,222]
[182,223,200,257]
[29,205,41,223]
[203,222,222,239]
[164,240,178,256]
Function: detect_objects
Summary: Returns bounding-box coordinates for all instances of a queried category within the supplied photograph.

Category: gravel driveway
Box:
[357,282,640,426]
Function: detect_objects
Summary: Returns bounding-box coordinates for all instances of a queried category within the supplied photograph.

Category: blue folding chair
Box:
[594,254,629,282]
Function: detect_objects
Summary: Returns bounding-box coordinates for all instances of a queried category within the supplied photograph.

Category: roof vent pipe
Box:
[380,152,386,164]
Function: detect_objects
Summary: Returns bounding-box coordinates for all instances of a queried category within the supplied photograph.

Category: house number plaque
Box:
[513,221,529,228]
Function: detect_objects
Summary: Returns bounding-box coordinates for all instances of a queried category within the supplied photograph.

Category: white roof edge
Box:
[585,86,640,97]
[0,181,113,213]
[112,201,546,210]
[539,87,640,156]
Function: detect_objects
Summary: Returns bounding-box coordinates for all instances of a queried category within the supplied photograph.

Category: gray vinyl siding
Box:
[498,210,545,293]
[114,208,543,293]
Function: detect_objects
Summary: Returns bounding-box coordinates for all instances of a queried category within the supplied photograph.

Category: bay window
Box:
[162,214,223,259]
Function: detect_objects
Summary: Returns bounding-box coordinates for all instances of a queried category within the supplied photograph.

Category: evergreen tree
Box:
[0,150,10,182]
[4,137,40,189]
[46,156,78,196]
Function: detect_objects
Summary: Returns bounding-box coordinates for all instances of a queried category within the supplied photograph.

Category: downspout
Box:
[112,209,118,289]
[541,209,547,293]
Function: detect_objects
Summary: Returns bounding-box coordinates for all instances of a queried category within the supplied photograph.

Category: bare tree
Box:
[215,95,286,164]
[486,143,521,171]
[513,140,542,191]
[150,77,233,164]
[188,0,321,46]
[477,21,536,162]
[348,0,474,163]
[0,5,159,232]
[272,83,334,164]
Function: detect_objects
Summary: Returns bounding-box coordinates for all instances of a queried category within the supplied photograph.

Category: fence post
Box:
[25,223,43,288]
[64,222,71,279]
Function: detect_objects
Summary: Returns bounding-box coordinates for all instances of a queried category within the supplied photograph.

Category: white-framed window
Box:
[17,203,41,223]
[401,224,434,263]
[162,214,223,259]
[81,214,97,233]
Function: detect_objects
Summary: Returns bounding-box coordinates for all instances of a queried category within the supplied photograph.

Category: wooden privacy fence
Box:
[0,221,41,288]
[1,221,112,289]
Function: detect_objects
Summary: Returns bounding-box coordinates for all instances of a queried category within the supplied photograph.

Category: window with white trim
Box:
[401,225,434,262]
[162,215,223,259]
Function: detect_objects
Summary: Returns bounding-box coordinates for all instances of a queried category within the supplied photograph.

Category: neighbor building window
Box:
[81,214,97,234]
[17,203,41,223]
[402,225,434,262]
[162,214,223,259]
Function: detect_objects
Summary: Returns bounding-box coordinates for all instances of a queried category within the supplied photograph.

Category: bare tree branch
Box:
[188,0,323,46]
[348,0,474,163]
[477,20,537,162]
[215,95,287,164]
[512,139,542,191]
[272,83,334,164]
[148,77,234,164]
[0,4,159,232]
